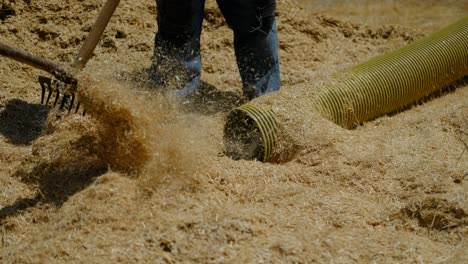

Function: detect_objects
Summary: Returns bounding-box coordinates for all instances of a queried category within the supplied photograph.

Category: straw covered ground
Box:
[0,0,467,262]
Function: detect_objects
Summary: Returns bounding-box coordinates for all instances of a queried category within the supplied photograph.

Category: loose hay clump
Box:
[77,77,158,174]
[77,76,205,189]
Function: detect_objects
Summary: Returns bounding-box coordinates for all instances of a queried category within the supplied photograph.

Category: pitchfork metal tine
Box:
[76,103,86,116]
[40,83,45,104]
[68,94,76,113]
[59,94,67,109]
[46,90,53,105]
[75,102,80,113]
[39,76,53,105]
[53,90,60,107]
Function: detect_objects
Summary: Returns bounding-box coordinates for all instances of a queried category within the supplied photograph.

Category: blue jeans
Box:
[150,0,280,99]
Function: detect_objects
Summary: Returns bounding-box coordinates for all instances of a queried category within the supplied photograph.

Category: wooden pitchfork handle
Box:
[71,0,121,71]
[0,0,120,82]
[0,41,76,85]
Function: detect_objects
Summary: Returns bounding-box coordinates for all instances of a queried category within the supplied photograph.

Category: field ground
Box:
[0,0,467,263]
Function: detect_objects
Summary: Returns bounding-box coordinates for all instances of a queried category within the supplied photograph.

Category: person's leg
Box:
[150,0,205,96]
[216,0,280,99]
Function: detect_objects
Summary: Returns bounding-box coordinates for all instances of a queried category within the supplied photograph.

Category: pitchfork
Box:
[0,0,120,114]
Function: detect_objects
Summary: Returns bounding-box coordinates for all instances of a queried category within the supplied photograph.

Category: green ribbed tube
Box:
[312,16,468,128]
[224,17,468,162]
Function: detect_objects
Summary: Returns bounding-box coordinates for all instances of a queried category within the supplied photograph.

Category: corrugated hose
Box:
[224,16,468,162]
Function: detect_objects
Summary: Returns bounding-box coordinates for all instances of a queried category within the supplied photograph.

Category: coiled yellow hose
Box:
[224,16,468,162]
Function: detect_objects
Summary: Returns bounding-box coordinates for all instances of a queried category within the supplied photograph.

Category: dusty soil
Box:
[0,0,467,263]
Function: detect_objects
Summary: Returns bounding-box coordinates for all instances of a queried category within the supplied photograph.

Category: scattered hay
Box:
[0,0,467,262]
[77,77,155,174]
[401,197,467,231]
[77,76,208,189]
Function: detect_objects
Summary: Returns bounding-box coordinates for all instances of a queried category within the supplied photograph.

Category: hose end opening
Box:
[224,105,280,162]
